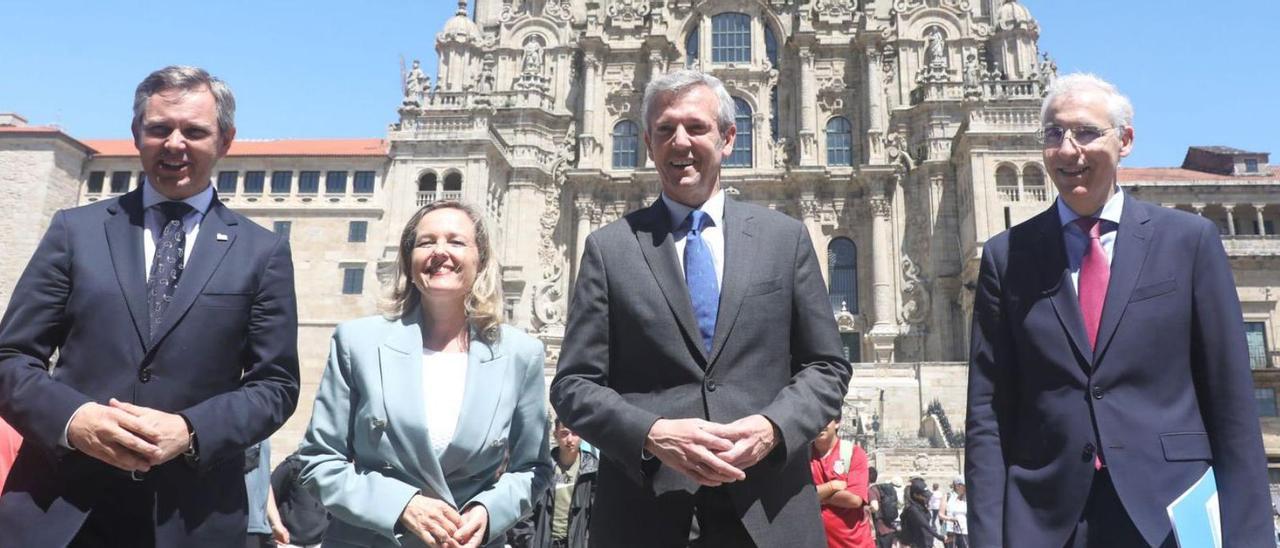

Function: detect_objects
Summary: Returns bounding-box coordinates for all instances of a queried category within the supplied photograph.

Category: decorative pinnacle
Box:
[457,0,467,16]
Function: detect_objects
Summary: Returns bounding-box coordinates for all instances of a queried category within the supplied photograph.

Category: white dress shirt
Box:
[422,349,469,457]
[661,189,726,288]
[1057,186,1125,294]
[142,179,214,276]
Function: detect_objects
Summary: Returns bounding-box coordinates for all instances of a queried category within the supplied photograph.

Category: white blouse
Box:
[421,349,469,457]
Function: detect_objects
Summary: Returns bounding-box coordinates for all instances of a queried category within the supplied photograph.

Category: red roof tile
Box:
[81,138,388,157]
[1118,167,1275,182]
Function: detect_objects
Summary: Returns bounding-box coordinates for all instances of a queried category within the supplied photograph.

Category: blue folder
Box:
[1166,467,1221,548]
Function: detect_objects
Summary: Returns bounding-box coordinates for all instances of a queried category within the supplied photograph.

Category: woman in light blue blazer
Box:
[299,201,551,548]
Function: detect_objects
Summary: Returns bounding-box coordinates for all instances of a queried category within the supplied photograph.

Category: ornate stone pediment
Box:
[813,0,860,27]
[607,0,649,31]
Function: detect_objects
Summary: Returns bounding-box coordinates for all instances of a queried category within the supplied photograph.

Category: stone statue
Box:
[522,40,544,76]
[963,53,982,94]
[404,59,428,104]
[477,54,496,94]
[925,27,947,68]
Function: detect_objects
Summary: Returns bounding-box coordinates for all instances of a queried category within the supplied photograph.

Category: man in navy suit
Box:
[0,65,300,547]
[965,73,1271,547]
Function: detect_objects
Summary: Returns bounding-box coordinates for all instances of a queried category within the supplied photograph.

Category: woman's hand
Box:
[399,494,463,547]
[452,504,490,548]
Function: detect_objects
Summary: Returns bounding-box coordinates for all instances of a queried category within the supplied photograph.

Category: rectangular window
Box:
[348,221,368,243]
[298,171,320,194]
[1245,159,1260,173]
[1256,388,1278,417]
[271,171,293,194]
[216,171,238,194]
[326,171,348,194]
[711,13,752,64]
[87,171,105,193]
[273,221,292,240]
[109,171,131,193]
[353,171,375,194]
[1246,322,1269,369]
[244,171,266,194]
[342,266,365,295]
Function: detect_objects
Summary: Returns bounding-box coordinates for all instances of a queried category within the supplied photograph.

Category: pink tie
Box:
[1074,217,1110,470]
[1074,217,1110,350]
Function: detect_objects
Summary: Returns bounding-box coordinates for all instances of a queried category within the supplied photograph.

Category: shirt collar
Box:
[662,189,725,232]
[142,176,215,215]
[1057,185,1124,229]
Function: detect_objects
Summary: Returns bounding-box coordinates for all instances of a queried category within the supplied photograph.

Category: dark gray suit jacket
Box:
[0,188,300,547]
[550,197,851,547]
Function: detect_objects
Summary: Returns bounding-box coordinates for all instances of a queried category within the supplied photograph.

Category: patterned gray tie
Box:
[147,201,194,339]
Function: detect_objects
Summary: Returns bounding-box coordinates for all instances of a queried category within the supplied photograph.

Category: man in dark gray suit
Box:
[0,65,300,547]
[550,70,852,547]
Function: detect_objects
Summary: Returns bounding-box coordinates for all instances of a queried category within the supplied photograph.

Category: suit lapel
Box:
[148,199,237,352]
[1036,206,1094,369]
[104,190,149,349]
[633,200,706,362]
[1092,195,1154,364]
[378,314,453,505]
[437,335,509,476]
[706,199,756,369]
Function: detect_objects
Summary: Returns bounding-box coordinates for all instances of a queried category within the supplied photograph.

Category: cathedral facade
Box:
[3,0,1279,484]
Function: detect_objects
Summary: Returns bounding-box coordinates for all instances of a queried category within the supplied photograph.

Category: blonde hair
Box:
[383,200,503,344]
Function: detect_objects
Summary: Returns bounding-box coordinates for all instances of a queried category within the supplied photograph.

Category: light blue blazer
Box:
[298,313,552,548]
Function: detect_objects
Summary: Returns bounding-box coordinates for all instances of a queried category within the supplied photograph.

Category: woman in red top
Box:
[810,420,874,548]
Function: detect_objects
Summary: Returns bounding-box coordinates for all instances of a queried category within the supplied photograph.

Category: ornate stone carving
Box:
[648,48,668,75]
[515,38,552,93]
[884,131,915,171]
[531,124,579,333]
[475,54,497,95]
[606,80,638,116]
[607,0,649,30]
[770,138,792,169]
[962,52,982,99]
[813,0,859,26]
[869,195,891,218]
[799,199,819,220]
[881,45,897,84]
[544,0,573,23]
[893,0,925,14]
[899,255,930,325]
[816,74,847,112]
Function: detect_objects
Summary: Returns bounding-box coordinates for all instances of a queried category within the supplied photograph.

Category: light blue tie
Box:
[683,210,719,354]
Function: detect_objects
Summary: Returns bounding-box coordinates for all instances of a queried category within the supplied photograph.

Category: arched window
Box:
[712,13,751,63]
[727,97,752,167]
[443,172,462,191]
[418,172,438,192]
[1023,164,1045,189]
[686,24,700,65]
[995,164,1018,200]
[612,120,640,169]
[828,237,858,314]
[826,117,853,167]
[764,24,779,67]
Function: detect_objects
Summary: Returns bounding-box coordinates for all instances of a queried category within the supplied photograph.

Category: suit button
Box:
[138,369,152,383]
[1092,387,1103,399]
[705,378,718,392]
[1083,443,1096,460]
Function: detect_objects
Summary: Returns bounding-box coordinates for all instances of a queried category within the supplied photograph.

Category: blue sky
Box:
[2,0,1276,167]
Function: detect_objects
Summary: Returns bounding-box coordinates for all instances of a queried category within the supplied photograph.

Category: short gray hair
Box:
[641,70,736,137]
[1041,73,1134,130]
[132,65,237,141]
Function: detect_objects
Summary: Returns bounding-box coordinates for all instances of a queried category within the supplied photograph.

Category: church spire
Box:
[457,0,467,17]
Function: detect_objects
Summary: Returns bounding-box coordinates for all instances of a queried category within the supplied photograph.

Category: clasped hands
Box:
[65,398,192,472]
[398,495,488,548]
[643,415,779,487]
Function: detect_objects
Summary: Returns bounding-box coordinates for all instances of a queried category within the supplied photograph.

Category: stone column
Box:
[1255,203,1268,235]
[799,197,825,280]
[574,195,594,273]
[865,47,887,164]
[798,47,817,165]
[580,52,601,167]
[1224,203,1237,235]
[867,179,899,363]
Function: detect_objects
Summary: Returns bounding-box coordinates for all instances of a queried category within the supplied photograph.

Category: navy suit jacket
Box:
[0,188,300,547]
[965,193,1270,547]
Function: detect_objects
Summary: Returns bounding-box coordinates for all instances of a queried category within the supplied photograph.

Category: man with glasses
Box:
[965,73,1269,547]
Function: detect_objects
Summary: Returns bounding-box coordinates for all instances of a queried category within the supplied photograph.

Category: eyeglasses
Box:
[1038,125,1118,148]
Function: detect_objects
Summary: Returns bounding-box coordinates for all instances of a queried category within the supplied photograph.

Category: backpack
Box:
[875,483,900,525]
